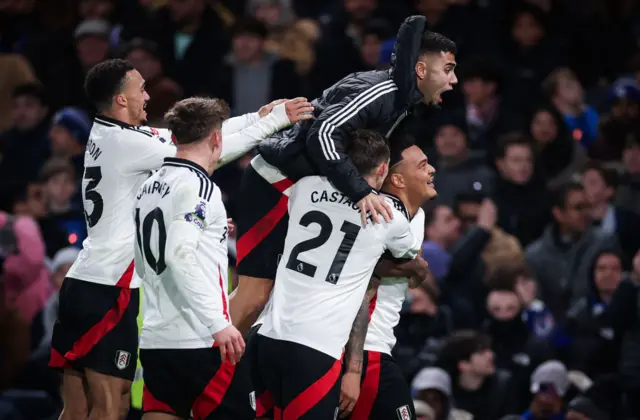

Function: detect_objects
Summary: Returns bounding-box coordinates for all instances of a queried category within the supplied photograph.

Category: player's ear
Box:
[115,93,127,108]
[415,58,427,80]
[212,129,222,151]
[378,161,389,180]
[390,172,405,189]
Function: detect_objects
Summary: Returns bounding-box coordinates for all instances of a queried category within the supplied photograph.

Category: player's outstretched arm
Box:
[305,85,397,205]
[216,99,313,168]
[219,97,295,134]
[339,277,380,418]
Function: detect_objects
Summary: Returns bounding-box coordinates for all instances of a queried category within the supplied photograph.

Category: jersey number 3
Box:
[286,210,360,284]
[135,208,167,275]
[84,166,103,227]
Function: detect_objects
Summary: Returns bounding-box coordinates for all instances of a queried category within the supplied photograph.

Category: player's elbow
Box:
[234,276,273,310]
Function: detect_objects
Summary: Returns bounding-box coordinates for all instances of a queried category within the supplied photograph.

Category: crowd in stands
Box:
[1,0,640,419]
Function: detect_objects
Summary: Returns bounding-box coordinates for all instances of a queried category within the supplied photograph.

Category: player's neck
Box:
[101,109,135,126]
[175,147,215,176]
[382,187,420,218]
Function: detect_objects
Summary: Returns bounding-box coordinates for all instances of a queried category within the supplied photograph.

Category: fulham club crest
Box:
[115,350,131,370]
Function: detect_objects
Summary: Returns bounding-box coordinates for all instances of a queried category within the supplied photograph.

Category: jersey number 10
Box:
[135,207,167,275]
[286,210,360,285]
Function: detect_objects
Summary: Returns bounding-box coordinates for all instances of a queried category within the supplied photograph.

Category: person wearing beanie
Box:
[50,107,92,182]
[566,396,609,420]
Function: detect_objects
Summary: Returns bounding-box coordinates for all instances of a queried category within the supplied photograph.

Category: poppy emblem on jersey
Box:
[115,350,131,370]
[396,405,411,420]
[150,127,159,136]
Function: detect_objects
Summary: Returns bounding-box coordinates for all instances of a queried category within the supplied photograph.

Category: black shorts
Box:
[257,335,342,419]
[351,351,416,420]
[49,277,139,381]
[141,347,237,419]
[223,325,265,419]
[235,161,292,280]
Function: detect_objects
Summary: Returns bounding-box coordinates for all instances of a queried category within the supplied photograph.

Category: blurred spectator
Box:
[359,19,392,69]
[0,210,52,325]
[74,19,113,75]
[49,107,91,182]
[482,277,554,412]
[216,18,301,116]
[503,5,566,112]
[0,281,30,392]
[394,283,454,379]
[414,399,437,420]
[247,0,295,54]
[437,330,519,419]
[0,83,50,186]
[498,263,556,341]
[460,56,520,154]
[412,367,473,420]
[525,181,616,316]
[562,249,622,380]
[493,132,550,247]
[522,361,570,420]
[589,80,640,161]
[581,161,640,264]
[543,68,599,149]
[149,0,230,97]
[432,111,495,207]
[566,396,609,420]
[1,181,69,259]
[421,203,460,282]
[608,250,640,416]
[40,159,86,247]
[615,134,640,216]
[0,54,36,132]
[122,38,183,126]
[528,103,588,190]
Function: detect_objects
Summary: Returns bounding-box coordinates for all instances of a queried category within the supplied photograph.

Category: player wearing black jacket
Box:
[229,15,458,337]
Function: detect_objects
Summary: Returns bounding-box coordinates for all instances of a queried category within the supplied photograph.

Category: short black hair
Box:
[460,55,503,86]
[164,97,230,145]
[581,161,618,189]
[389,133,417,167]
[495,132,534,159]
[438,330,491,376]
[420,30,457,56]
[551,181,584,210]
[363,19,393,40]
[0,181,30,213]
[85,59,135,112]
[485,262,532,292]
[120,38,160,60]
[233,17,268,39]
[346,130,390,176]
[12,82,47,106]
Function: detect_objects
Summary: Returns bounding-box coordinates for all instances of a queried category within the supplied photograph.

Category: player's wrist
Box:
[208,320,231,336]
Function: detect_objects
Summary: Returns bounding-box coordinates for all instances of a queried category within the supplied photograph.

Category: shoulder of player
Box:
[381,192,410,220]
[168,167,215,203]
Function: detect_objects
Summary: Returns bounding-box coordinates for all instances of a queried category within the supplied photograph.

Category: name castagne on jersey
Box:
[310,189,404,218]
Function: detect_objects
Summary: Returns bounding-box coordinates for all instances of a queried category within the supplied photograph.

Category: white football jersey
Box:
[68,106,292,288]
[258,176,421,359]
[135,158,230,349]
[66,116,176,288]
[365,205,425,355]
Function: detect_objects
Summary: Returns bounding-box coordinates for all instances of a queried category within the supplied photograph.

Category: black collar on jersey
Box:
[94,114,135,129]
[382,191,411,220]
[163,157,209,178]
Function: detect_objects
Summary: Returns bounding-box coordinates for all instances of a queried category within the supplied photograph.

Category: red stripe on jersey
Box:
[283,357,342,419]
[256,391,274,417]
[218,264,230,322]
[115,260,135,288]
[191,360,235,420]
[142,385,176,414]
[368,290,378,322]
[271,178,294,194]
[236,195,289,264]
[61,288,132,363]
[351,351,381,420]
[48,348,71,369]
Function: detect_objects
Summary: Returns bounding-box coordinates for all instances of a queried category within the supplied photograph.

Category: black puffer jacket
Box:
[257,15,430,203]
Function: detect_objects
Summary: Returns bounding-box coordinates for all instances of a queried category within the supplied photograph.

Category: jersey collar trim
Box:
[95,115,135,129]
[381,192,411,220]
[163,157,209,178]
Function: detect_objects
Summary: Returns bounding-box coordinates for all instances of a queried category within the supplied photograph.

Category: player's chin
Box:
[425,186,438,200]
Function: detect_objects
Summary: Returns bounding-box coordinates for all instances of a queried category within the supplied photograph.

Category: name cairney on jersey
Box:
[134,158,230,349]
[259,176,421,360]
